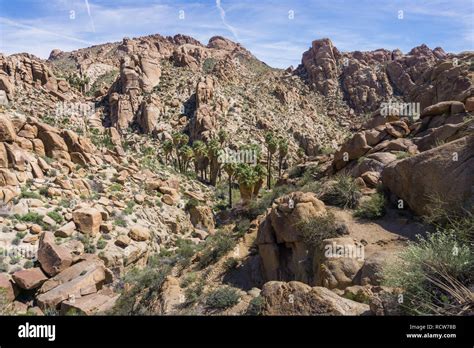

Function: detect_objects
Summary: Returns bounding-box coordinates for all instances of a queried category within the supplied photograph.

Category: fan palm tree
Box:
[162,140,173,166]
[278,138,289,179]
[179,145,194,173]
[192,140,208,180]
[265,132,278,189]
[223,162,237,208]
[253,163,267,197]
[207,138,221,186]
[235,163,258,205]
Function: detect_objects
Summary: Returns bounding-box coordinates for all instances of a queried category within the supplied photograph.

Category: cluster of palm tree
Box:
[160,130,289,208]
[264,132,289,189]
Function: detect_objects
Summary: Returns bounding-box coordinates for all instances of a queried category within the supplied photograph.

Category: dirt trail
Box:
[331,207,429,257]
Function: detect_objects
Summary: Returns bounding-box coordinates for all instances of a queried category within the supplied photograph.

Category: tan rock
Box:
[60,292,119,315]
[37,259,107,310]
[260,281,370,315]
[37,232,73,276]
[382,135,474,216]
[12,268,48,290]
[55,221,76,238]
[115,235,131,248]
[128,225,150,241]
[0,114,16,142]
[73,208,102,236]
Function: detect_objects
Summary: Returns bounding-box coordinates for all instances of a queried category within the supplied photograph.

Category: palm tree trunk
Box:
[228,176,232,208]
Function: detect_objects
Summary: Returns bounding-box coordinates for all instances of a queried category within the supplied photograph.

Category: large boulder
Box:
[12,268,48,290]
[73,207,103,236]
[37,258,109,310]
[37,232,73,277]
[256,192,327,283]
[188,205,215,233]
[0,114,16,142]
[382,135,474,216]
[260,281,370,315]
[314,237,365,290]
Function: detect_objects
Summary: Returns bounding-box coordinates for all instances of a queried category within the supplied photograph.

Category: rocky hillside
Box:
[0,33,472,316]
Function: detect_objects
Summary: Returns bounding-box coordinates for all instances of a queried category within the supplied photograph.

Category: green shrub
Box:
[355,193,386,219]
[248,184,295,217]
[78,235,96,254]
[109,183,123,192]
[198,231,236,269]
[23,260,34,269]
[320,174,361,209]
[296,212,342,247]
[113,264,171,315]
[182,276,206,307]
[246,296,265,315]
[96,238,107,250]
[20,188,41,199]
[206,286,240,309]
[180,272,198,288]
[47,211,64,224]
[15,231,27,239]
[114,217,128,227]
[123,201,135,215]
[15,212,43,225]
[382,230,473,315]
[223,257,239,270]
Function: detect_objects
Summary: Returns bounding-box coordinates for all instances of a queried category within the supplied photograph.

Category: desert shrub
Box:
[77,235,96,254]
[320,174,361,209]
[206,286,240,309]
[113,217,128,228]
[175,238,197,267]
[355,193,386,219]
[299,180,323,195]
[394,151,412,160]
[246,296,265,315]
[20,188,41,200]
[183,276,206,307]
[47,211,64,224]
[0,261,8,272]
[15,212,43,225]
[248,184,295,217]
[123,201,135,215]
[423,195,474,245]
[109,183,123,192]
[185,198,200,211]
[382,230,473,315]
[198,231,236,269]
[234,218,251,238]
[223,257,239,270]
[16,231,27,239]
[113,264,171,315]
[96,238,107,250]
[296,212,342,247]
[23,260,34,269]
[202,57,217,73]
[180,272,197,288]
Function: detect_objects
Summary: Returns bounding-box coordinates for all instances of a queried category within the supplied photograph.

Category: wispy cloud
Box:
[84,0,96,32]
[215,0,239,41]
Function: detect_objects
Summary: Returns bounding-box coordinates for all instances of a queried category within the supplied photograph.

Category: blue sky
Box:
[0,0,472,68]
